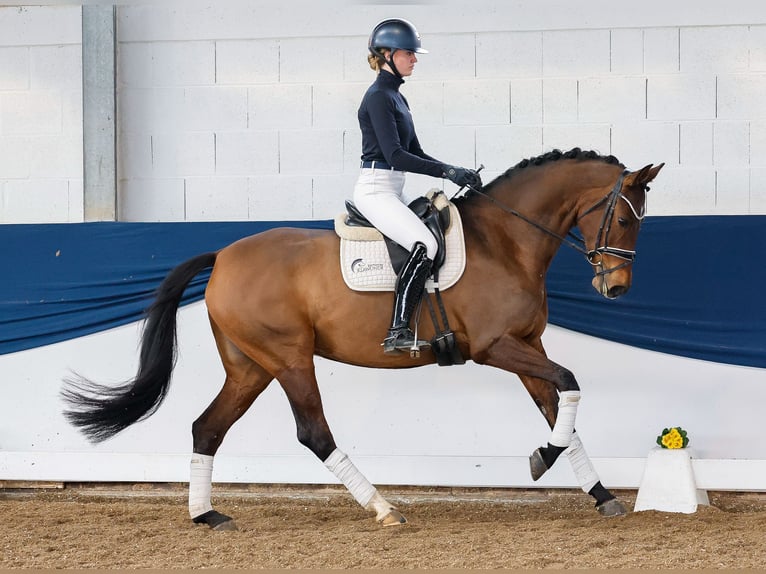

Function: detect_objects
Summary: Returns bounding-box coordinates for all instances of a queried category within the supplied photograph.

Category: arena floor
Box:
[2,483,765,568]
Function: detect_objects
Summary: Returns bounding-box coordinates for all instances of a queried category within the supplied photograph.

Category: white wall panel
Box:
[643,28,679,74]
[151,132,215,177]
[750,168,766,211]
[248,175,314,220]
[0,179,72,223]
[542,124,611,156]
[578,77,646,123]
[717,74,766,120]
[0,90,62,134]
[185,176,249,221]
[510,78,542,124]
[30,45,81,90]
[183,87,248,132]
[542,78,578,124]
[118,178,185,222]
[647,167,716,215]
[248,84,313,129]
[751,121,766,167]
[609,28,643,74]
[713,122,750,167]
[476,31,542,79]
[714,168,751,214]
[542,30,610,78]
[647,75,716,121]
[611,122,678,170]
[476,125,542,172]
[150,41,215,87]
[680,26,750,74]
[215,130,279,176]
[313,83,365,130]
[399,81,445,126]
[215,39,280,85]
[679,122,713,166]
[279,129,344,175]
[413,33,476,81]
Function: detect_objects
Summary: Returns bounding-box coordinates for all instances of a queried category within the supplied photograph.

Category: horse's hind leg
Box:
[277,364,407,526]
[518,374,627,516]
[189,332,274,530]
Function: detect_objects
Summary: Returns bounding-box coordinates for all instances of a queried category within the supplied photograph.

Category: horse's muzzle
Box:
[592,274,630,299]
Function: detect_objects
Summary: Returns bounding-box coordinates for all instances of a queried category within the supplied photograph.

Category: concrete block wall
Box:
[2,2,766,222]
[0,6,83,223]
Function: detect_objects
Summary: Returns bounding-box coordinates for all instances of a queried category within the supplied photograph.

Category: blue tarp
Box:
[2,216,764,368]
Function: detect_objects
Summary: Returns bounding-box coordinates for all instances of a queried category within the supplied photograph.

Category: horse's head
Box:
[577,163,664,299]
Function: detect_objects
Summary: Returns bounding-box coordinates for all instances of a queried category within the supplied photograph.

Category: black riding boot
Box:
[382,242,433,354]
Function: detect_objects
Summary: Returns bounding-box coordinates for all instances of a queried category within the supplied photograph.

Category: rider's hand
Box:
[443,165,482,189]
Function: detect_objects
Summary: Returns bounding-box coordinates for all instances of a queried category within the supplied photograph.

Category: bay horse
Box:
[62,148,663,530]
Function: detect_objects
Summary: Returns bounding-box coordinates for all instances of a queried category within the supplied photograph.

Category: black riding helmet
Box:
[368,18,428,77]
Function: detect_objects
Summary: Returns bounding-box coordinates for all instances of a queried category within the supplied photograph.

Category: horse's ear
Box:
[625,163,665,187]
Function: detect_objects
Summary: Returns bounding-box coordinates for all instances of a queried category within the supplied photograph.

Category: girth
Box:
[343,193,451,273]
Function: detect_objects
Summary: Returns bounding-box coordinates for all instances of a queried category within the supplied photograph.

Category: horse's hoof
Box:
[378,509,407,526]
[192,509,238,531]
[529,447,549,481]
[597,498,628,517]
[212,519,238,531]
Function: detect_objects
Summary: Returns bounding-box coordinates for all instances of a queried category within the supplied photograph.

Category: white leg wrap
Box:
[549,390,580,448]
[366,491,397,522]
[189,453,214,519]
[324,448,377,508]
[566,432,600,493]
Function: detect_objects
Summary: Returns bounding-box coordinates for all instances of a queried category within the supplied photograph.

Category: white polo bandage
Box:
[189,453,214,518]
[324,448,377,508]
[549,390,580,448]
[565,432,600,493]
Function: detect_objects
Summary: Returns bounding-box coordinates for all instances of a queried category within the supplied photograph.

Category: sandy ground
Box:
[1,484,765,569]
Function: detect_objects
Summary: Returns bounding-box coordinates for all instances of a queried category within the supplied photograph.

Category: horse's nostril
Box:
[607,285,629,298]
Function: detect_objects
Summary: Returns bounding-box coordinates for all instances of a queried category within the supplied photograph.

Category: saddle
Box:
[343,190,451,275]
[341,190,464,366]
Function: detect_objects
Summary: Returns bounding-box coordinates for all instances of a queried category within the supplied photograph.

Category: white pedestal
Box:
[634,447,709,513]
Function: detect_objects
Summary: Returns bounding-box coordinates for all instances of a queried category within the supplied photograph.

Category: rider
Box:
[354,18,482,354]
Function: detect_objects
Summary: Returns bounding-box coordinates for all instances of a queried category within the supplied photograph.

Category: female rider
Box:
[354,18,481,354]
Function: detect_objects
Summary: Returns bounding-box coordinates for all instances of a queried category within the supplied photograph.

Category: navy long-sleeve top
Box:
[358,70,445,178]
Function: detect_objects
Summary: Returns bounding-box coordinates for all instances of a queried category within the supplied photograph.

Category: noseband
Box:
[469,169,647,277]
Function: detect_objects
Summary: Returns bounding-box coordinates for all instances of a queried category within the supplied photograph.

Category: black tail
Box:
[61,252,218,443]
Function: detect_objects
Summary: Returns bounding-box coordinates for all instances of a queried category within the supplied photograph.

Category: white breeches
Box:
[353,168,438,260]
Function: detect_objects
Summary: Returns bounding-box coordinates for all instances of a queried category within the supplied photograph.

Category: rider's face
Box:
[390,49,417,76]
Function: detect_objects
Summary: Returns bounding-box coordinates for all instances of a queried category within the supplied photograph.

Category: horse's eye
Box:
[617,217,629,228]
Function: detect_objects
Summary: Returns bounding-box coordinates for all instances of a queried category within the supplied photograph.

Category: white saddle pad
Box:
[336,202,466,292]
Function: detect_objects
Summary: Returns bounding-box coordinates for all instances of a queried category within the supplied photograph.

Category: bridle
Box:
[465,168,648,277]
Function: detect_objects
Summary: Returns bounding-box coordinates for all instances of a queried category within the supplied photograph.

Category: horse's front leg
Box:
[518,373,627,517]
[475,333,581,473]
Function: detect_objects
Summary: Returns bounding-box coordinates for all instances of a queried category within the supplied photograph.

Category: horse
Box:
[62,148,664,531]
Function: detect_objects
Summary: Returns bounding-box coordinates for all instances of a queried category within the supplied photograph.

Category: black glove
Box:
[443,165,482,189]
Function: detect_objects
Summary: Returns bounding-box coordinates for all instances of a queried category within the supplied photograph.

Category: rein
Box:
[465,169,645,277]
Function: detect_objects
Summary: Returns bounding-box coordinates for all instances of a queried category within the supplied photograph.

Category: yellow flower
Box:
[657,427,689,449]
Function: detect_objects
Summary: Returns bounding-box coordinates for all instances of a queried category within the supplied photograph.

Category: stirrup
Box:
[382,328,429,355]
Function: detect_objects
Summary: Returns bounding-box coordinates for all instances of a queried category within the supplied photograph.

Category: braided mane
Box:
[458,148,625,202]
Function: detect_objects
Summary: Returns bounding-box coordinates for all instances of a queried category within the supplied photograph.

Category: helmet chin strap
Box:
[371,47,402,78]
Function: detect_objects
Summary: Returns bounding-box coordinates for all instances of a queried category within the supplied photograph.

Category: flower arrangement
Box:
[657,427,689,449]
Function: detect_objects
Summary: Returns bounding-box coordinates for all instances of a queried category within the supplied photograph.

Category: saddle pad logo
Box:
[350,258,385,274]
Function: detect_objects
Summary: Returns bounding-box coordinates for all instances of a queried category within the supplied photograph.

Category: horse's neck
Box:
[461,164,608,272]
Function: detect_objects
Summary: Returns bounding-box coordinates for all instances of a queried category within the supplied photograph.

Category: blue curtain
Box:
[2,216,764,368]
